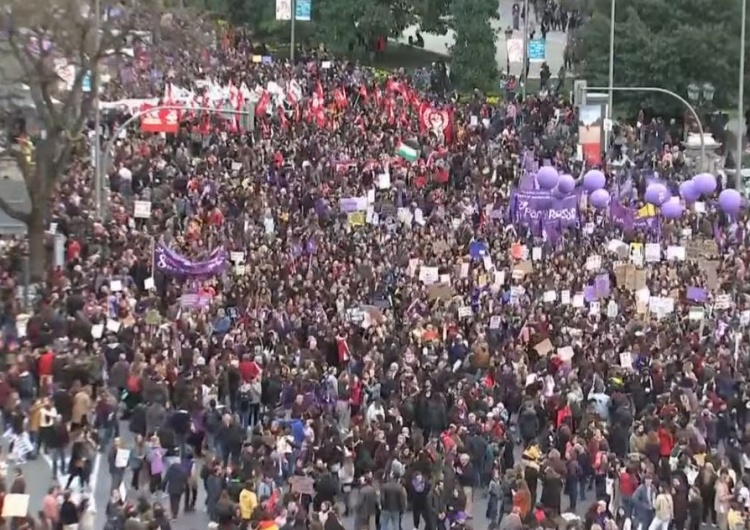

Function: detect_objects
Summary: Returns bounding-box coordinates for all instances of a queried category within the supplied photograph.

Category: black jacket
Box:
[380,480,407,512]
[47,423,69,449]
[163,462,189,496]
[60,500,79,525]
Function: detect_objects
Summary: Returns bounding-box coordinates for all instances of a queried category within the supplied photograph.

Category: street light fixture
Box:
[702,83,715,103]
[687,82,715,105]
[687,83,700,103]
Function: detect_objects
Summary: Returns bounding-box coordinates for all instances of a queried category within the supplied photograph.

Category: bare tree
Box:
[0,0,203,280]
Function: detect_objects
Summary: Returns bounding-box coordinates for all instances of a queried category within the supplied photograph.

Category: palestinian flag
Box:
[396,142,419,162]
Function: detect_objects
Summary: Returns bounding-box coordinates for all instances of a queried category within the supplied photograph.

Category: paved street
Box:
[395,0,567,79]
[19,423,593,530]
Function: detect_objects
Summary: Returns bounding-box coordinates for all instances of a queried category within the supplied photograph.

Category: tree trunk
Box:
[28,202,46,282]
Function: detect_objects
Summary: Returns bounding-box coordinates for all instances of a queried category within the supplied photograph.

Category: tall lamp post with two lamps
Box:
[686,82,717,173]
[686,82,715,131]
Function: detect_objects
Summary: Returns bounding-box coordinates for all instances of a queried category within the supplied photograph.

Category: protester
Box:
[3,8,750,530]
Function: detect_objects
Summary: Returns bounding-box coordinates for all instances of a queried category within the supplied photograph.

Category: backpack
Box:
[17,374,34,400]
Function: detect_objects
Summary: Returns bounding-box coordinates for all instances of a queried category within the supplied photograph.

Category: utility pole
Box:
[290,0,297,63]
[522,0,529,99]
[737,0,746,178]
[93,0,103,219]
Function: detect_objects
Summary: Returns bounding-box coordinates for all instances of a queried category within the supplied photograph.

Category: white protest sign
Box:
[645,243,661,263]
[572,293,584,308]
[418,266,439,285]
[585,255,601,271]
[561,290,571,305]
[714,295,733,310]
[115,448,130,468]
[133,200,152,218]
[666,246,686,261]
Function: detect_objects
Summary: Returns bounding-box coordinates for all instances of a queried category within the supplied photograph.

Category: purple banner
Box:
[594,274,611,298]
[513,190,578,226]
[686,286,708,302]
[154,244,227,277]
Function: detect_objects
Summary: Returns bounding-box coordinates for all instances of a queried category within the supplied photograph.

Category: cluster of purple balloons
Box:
[678,173,743,216]
[535,165,577,200]
[537,167,744,217]
[582,170,610,209]
[642,172,744,218]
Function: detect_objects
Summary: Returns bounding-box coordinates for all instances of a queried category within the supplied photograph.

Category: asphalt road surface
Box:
[19,423,595,530]
[395,0,567,80]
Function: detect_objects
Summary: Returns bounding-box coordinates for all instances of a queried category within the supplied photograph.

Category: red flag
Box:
[333,87,347,109]
[256,91,271,116]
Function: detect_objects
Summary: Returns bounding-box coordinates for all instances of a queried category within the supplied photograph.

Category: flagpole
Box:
[151,237,156,276]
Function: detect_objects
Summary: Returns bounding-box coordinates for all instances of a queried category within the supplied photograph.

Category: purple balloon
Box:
[552,186,567,199]
[718,189,742,214]
[558,174,576,194]
[536,166,559,190]
[583,170,606,191]
[693,173,717,195]
[589,188,611,209]
[679,180,700,203]
[660,199,683,219]
[645,183,671,206]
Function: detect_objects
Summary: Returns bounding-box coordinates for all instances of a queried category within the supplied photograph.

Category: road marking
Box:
[41,452,100,510]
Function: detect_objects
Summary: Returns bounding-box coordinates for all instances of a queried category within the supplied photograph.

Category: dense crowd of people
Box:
[0,10,748,530]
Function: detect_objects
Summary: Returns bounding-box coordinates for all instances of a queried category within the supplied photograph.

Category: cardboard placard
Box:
[534,338,553,356]
[427,283,455,301]
[2,494,29,517]
[686,239,719,260]
[290,476,315,496]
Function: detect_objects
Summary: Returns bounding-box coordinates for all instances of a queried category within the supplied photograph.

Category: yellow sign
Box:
[348,211,365,226]
[636,204,656,218]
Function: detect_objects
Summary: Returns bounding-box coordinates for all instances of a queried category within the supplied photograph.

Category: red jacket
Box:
[239,361,260,383]
[658,427,674,457]
[619,471,638,496]
[38,351,54,376]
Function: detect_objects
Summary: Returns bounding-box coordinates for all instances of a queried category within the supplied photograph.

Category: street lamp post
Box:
[687,82,715,110]
[738,0,747,179]
[93,0,102,220]
[522,0,529,99]
[606,0,616,150]
[686,82,715,171]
